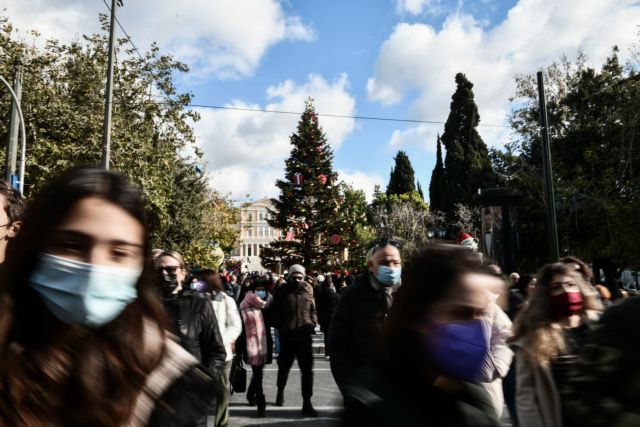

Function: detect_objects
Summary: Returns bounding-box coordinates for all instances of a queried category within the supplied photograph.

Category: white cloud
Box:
[2,0,315,79]
[370,0,640,148]
[193,73,356,198]
[395,0,444,16]
[337,170,385,201]
[389,124,440,153]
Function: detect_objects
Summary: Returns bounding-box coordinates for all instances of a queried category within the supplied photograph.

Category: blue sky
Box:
[6,0,640,201]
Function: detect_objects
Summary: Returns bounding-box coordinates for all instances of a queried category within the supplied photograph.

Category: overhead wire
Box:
[98,1,511,129]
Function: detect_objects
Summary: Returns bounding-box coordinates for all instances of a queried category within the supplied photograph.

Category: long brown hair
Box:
[0,168,169,426]
[510,262,602,364]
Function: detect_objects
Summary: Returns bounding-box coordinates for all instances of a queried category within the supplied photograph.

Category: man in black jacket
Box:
[154,251,227,377]
[328,240,402,394]
[271,264,318,417]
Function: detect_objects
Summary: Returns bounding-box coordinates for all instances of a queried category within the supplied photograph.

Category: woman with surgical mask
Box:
[0,167,218,426]
[509,263,602,427]
[238,277,274,417]
[341,244,504,427]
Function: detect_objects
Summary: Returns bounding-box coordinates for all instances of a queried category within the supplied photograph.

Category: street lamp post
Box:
[0,74,27,196]
[101,0,123,170]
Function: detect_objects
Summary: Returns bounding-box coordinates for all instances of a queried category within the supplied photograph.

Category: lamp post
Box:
[0,74,27,195]
[101,0,123,170]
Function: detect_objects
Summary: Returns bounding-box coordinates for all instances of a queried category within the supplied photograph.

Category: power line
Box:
[185,104,511,128]
[97,0,509,129]
[101,0,145,62]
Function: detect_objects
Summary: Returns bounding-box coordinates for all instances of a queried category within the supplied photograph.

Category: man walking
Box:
[329,240,402,393]
[271,264,318,417]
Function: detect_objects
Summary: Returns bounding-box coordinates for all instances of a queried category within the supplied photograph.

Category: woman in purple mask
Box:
[341,244,504,427]
[510,263,602,427]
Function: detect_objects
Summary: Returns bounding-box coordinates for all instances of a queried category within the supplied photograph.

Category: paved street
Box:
[229,329,342,426]
[228,329,513,427]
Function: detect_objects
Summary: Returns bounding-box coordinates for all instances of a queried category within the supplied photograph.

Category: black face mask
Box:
[156,271,179,297]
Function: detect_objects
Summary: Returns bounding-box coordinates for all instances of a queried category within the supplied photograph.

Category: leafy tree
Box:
[0,14,218,263]
[440,73,495,215]
[429,134,446,211]
[386,150,416,196]
[337,182,375,270]
[261,100,350,270]
[496,47,640,280]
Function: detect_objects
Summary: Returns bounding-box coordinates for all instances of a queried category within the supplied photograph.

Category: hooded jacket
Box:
[270,280,317,339]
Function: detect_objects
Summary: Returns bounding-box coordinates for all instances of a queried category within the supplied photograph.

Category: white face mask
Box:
[29,253,142,328]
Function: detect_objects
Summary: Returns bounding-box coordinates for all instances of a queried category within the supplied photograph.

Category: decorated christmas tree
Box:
[261,99,350,270]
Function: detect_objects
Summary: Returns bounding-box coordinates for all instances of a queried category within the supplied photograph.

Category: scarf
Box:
[240,291,272,366]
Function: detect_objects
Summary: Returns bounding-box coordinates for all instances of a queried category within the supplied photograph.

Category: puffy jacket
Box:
[271,281,317,339]
[208,291,242,362]
[163,290,227,376]
[329,273,393,391]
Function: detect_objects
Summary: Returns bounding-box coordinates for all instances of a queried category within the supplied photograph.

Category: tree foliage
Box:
[0,14,228,263]
[440,73,495,216]
[429,134,446,211]
[261,100,352,271]
[386,150,416,196]
[494,47,640,274]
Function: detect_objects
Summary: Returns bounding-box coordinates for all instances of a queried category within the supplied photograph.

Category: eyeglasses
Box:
[371,238,401,255]
[156,266,180,274]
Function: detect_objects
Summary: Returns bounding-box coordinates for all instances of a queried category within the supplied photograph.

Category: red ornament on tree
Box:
[310,113,318,123]
[285,228,295,241]
[301,222,309,230]
[330,234,342,245]
[291,173,303,186]
[318,174,327,185]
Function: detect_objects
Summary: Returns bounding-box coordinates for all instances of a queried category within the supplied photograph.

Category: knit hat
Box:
[288,264,306,276]
[317,274,325,283]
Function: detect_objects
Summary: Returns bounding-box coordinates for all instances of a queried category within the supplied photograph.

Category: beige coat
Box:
[511,311,601,427]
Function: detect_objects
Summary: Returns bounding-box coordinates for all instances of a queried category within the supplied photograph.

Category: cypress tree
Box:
[416,180,424,200]
[429,134,446,211]
[440,73,494,214]
[386,150,416,196]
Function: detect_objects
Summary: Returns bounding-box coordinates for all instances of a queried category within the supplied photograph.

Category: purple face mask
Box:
[427,319,488,383]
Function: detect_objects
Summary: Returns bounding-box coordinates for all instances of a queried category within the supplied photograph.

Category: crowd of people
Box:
[0,167,637,426]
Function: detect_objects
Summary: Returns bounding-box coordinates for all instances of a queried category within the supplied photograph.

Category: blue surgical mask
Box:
[374,265,402,286]
[427,320,488,382]
[256,290,267,300]
[29,253,142,328]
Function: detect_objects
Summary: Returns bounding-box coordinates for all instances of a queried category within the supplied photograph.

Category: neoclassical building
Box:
[231,198,282,272]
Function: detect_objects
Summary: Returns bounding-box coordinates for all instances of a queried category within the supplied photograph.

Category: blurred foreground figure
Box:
[562,296,640,426]
[0,179,24,264]
[342,244,502,427]
[509,263,602,427]
[0,168,218,426]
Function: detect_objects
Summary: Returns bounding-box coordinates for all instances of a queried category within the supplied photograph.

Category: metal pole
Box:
[0,75,27,196]
[5,57,22,183]
[537,71,560,261]
[101,0,118,170]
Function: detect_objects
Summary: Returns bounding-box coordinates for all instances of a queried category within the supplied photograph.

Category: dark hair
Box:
[560,256,594,284]
[387,244,496,371]
[0,179,24,223]
[198,268,222,293]
[251,276,271,291]
[515,274,536,296]
[0,167,168,426]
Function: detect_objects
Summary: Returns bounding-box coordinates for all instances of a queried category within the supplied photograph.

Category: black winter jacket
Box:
[316,284,340,328]
[163,290,227,376]
[328,273,393,391]
[271,281,317,340]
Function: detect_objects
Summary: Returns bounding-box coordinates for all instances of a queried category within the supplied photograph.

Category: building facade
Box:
[231,198,282,272]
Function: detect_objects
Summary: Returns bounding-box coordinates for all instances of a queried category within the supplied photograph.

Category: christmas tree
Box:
[261,99,350,271]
